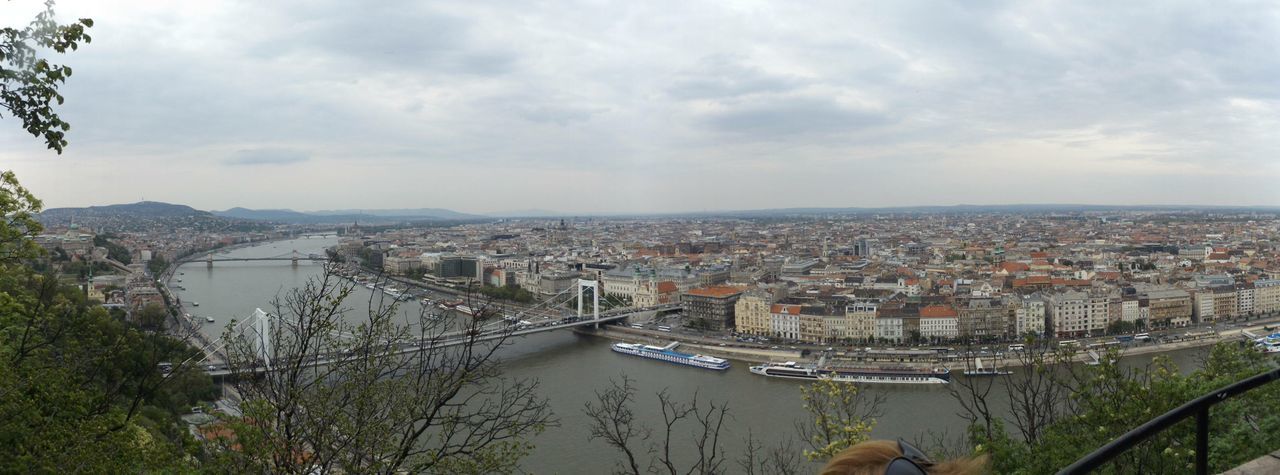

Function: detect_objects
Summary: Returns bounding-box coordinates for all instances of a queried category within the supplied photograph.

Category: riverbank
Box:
[585,320,1280,370]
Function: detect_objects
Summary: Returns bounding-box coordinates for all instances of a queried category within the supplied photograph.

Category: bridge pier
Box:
[578,280,600,329]
[207,252,213,268]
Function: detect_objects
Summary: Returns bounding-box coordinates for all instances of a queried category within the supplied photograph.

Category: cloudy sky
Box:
[3,0,1278,214]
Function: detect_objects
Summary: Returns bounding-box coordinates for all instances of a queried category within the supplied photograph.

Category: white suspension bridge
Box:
[182,279,680,379]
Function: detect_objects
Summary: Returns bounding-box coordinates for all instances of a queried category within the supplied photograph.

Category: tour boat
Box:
[205,316,215,323]
[611,342,730,370]
[749,362,950,384]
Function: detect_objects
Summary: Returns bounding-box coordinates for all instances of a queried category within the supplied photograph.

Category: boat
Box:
[1254,333,1280,354]
[612,342,729,370]
[192,302,199,307]
[749,362,950,384]
[455,305,475,316]
[205,316,215,323]
[963,358,1012,376]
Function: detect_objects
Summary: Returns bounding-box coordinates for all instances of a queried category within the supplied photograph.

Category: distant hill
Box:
[213,207,318,221]
[308,208,484,220]
[41,201,212,219]
[211,207,488,224]
[38,201,266,233]
[484,209,564,218]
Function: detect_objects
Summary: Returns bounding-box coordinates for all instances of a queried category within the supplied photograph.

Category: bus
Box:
[1134,333,1151,341]
[657,325,672,332]
[629,323,643,329]
[1008,344,1026,352]
[1059,340,1079,348]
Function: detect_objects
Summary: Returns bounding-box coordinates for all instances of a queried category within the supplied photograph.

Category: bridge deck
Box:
[204,303,679,377]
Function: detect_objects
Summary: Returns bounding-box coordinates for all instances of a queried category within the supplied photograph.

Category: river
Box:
[172,236,1213,473]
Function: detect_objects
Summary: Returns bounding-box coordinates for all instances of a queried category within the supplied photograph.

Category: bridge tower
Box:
[207,252,214,268]
[250,308,273,368]
[577,279,600,329]
[291,250,299,267]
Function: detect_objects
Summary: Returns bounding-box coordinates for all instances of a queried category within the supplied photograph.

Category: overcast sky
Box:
[3,0,1278,214]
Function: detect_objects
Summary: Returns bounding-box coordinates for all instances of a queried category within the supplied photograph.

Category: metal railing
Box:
[1059,366,1280,474]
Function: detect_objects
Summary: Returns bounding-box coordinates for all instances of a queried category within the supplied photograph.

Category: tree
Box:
[796,378,884,460]
[147,254,169,276]
[1107,319,1137,335]
[583,375,731,475]
[215,269,554,474]
[956,342,1280,474]
[1,0,94,154]
[0,170,43,263]
[0,266,211,472]
[137,301,167,329]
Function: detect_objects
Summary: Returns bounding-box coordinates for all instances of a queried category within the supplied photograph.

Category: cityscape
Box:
[5,0,1280,474]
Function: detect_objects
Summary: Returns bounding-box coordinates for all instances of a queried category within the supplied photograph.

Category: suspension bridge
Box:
[184,279,680,378]
[203,250,330,267]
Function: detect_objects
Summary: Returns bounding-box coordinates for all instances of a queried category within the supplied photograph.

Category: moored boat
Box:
[611,342,730,371]
[749,362,950,384]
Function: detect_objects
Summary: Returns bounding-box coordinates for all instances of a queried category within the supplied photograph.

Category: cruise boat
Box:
[1254,333,1280,354]
[455,305,475,316]
[749,362,950,384]
[611,342,730,371]
[963,358,1013,377]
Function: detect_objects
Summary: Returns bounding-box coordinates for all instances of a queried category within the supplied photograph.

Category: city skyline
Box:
[5,0,1280,213]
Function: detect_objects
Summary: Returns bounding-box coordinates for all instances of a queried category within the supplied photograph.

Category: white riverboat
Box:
[748,362,950,384]
[611,342,730,371]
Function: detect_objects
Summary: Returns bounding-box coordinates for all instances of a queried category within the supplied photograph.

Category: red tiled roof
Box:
[920,305,958,318]
[686,286,743,298]
[771,304,801,315]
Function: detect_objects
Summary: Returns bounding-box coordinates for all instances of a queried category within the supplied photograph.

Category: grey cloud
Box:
[225,149,310,166]
[516,104,606,126]
[701,98,891,138]
[9,0,1280,212]
[667,55,806,100]
[262,2,519,76]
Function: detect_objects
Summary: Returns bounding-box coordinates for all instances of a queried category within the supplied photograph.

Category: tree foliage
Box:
[0,0,93,153]
[796,378,884,461]
[958,342,1280,474]
[0,170,43,263]
[0,263,215,472]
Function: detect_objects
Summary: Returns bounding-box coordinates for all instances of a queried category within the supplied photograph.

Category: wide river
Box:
[173,236,1211,473]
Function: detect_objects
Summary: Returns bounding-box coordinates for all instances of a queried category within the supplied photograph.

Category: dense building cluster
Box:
[344,212,1280,344]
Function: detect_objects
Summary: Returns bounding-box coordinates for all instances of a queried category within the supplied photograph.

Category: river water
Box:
[173,236,1212,473]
